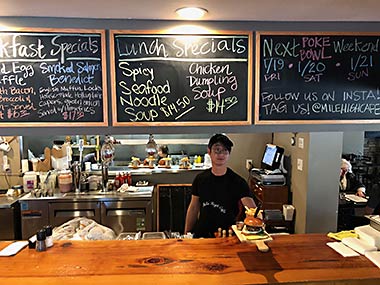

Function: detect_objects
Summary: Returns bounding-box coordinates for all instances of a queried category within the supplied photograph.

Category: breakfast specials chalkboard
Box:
[110,31,252,126]
[0,28,107,126]
[255,32,380,124]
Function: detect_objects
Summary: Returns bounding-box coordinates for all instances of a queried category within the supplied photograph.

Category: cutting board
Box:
[232,225,272,252]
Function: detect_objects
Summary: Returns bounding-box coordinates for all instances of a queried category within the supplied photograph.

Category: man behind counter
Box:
[340,158,366,197]
[184,134,256,238]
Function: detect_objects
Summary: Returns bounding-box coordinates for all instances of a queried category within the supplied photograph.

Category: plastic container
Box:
[283,204,295,221]
[23,171,38,193]
[58,170,72,193]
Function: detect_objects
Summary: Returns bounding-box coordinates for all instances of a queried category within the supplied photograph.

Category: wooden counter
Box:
[1,234,380,285]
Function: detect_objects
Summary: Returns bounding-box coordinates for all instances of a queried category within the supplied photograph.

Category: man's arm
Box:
[356,187,366,197]
[184,195,200,234]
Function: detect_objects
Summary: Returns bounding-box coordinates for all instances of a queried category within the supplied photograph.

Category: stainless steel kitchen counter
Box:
[0,194,21,240]
[18,186,154,202]
[0,195,21,209]
[92,164,209,176]
[105,165,207,185]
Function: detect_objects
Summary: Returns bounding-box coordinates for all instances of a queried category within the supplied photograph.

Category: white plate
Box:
[136,181,148,186]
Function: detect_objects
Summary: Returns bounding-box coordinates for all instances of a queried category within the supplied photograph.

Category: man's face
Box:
[209,143,230,166]
[340,165,348,177]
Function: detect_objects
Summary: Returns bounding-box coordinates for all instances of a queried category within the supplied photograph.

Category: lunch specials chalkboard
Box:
[110,31,252,126]
[255,32,380,124]
[0,28,107,126]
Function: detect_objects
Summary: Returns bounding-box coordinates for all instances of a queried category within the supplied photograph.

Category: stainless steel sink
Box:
[19,192,67,200]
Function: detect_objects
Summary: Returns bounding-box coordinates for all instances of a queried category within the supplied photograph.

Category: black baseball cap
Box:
[208,134,233,152]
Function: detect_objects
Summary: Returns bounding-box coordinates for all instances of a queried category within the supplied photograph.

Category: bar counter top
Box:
[0,234,379,285]
[0,194,21,209]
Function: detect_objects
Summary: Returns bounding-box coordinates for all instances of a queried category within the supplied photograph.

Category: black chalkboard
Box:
[256,32,380,124]
[0,28,107,126]
[110,31,252,126]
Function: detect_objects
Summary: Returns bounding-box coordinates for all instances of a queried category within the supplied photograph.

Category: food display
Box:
[179,156,191,169]
[130,157,141,168]
[145,156,156,168]
[242,215,264,235]
[242,207,264,235]
[158,157,172,168]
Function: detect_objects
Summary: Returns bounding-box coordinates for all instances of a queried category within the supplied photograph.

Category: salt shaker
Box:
[36,229,46,252]
[44,225,54,248]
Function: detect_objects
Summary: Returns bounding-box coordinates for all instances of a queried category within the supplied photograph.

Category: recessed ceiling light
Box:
[175,7,208,20]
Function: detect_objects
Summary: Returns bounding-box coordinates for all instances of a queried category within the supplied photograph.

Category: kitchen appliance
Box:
[20,190,153,239]
[49,201,101,227]
[251,168,286,186]
[101,199,152,234]
[100,136,115,192]
[20,199,49,239]
[0,202,20,240]
[145,134,157,157]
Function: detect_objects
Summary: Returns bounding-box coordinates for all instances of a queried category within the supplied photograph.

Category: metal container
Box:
[58,170,72,193]
[117,232,139,240]
[142,232,166,240]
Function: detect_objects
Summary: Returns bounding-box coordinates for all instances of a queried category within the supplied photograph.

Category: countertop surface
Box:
[18,186,155,201]
[0,234,379,285]
[100,164,209,175]
[0,194,21,209]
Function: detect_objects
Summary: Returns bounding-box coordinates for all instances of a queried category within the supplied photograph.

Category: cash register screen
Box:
[261,144,284,170]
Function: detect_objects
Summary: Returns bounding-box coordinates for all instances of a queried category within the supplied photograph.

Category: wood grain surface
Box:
[0,234,379,285]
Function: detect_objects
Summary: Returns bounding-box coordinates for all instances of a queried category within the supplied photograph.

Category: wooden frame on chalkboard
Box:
[255,31,380,125]
[110,30,252,126]
[0,28,108,127]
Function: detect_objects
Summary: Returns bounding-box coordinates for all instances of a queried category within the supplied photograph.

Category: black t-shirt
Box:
[340,172,365,194]
[192,168,253,238]
[367,184,380,210]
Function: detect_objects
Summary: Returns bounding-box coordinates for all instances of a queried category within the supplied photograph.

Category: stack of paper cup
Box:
[21,159,29,173]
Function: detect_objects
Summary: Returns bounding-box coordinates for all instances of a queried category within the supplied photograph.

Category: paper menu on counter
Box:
[365,251,380,268]
[0,241,28,257]
[342,237,377,255]
[326,242,359,257]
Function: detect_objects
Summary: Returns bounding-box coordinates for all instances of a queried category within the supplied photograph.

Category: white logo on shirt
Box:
[202,201,226,214]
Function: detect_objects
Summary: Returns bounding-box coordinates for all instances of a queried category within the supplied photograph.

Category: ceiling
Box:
[1,0,380,22]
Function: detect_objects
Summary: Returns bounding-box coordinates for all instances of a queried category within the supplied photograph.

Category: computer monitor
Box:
[261,144,284,170]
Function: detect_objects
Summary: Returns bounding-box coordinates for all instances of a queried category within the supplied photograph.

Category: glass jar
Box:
[58,170,72,193]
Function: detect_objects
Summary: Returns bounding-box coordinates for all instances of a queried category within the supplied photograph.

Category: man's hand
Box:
[356,189,366,198]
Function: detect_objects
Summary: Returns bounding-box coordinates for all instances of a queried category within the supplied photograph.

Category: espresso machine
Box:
[100,136,115,192]
[72,139,84,193]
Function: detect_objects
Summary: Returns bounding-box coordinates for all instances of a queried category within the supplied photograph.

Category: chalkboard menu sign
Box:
[0,28,107,126]
[110,31,252,126]
[256,32,380,124]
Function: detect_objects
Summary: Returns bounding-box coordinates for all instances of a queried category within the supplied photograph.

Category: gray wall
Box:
[307,132,342,233]
[0,17,380,136]
[274,132,342,233]
[343,132,365,155]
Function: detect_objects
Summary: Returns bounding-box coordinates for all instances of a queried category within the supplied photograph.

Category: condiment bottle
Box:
[36,229,46,252]
[114,173,121,190]
[121,172,127,185]
[44,225,54,248]
[127,172,132,185]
